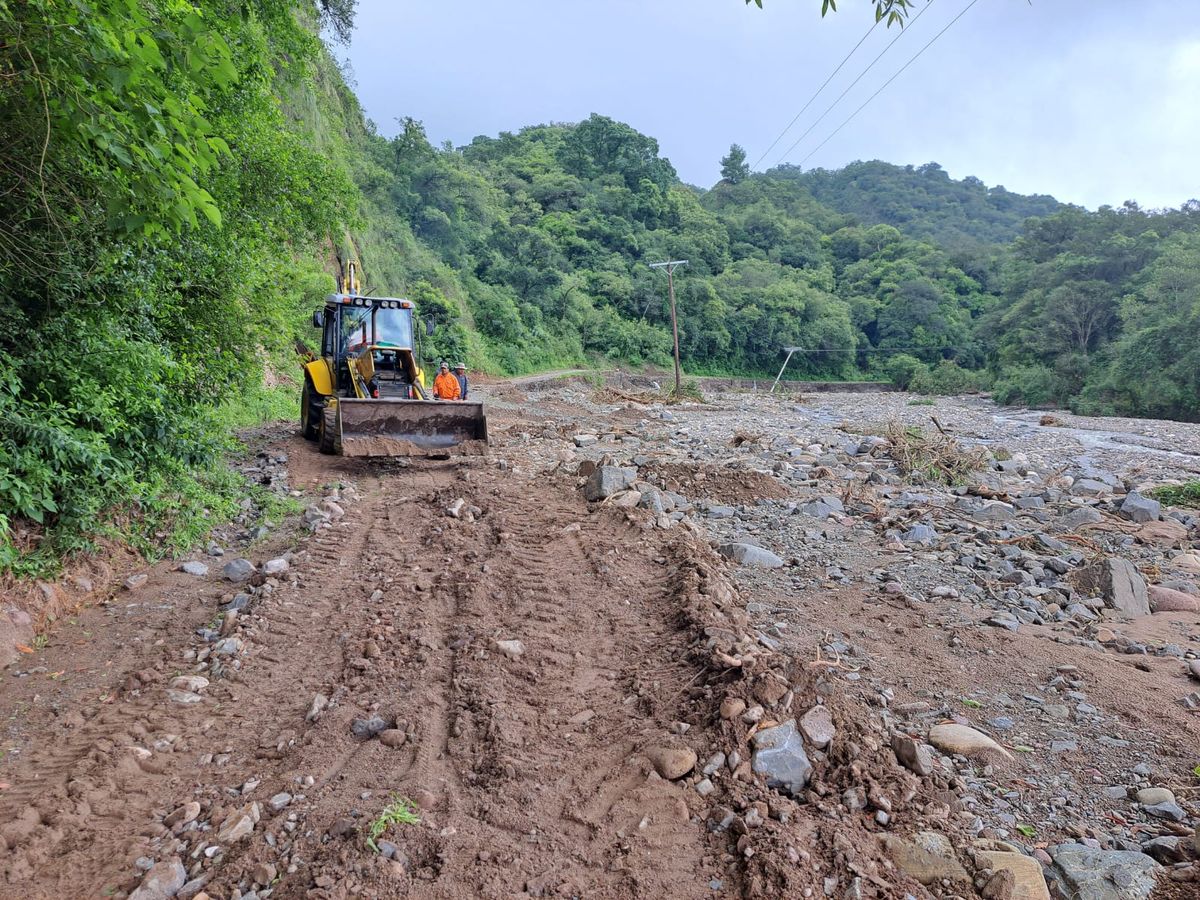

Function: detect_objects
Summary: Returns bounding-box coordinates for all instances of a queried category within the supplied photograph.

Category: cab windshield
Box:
[340,305,414,353]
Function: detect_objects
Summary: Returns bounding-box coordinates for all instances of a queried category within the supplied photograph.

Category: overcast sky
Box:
[343,1,1199,210]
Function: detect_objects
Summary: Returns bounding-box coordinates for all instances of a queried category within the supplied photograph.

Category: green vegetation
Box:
[366,795,421,853]
[1149,482,1200,509]
[2,0,1198,576]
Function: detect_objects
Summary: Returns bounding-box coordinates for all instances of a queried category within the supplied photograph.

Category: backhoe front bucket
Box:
[337,399,488,457]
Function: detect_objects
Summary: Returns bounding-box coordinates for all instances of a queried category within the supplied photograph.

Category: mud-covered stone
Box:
[751,720,811,796]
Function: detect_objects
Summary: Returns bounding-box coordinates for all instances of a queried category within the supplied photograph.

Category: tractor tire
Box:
[318,404,340,455]
[300,377,322,440]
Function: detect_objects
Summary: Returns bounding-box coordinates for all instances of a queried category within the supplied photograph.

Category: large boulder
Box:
[1148,584,1200,613]
[583,466,637,501]
[1120,492,1161,523]
[1048,843,1158,900]
[1078,558,1150,618]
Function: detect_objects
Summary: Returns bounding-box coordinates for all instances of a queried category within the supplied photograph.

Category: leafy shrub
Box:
[885,354,927,390]
[992,364,1065,407]
[910,360,988,395]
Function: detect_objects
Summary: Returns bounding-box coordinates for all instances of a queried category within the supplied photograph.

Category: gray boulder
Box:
[222,558,256,583]
[1078,558,1150,617]
[719,543,784,568]
[900,524,938,547]
[1120,492,1161,523]
[1048,843,1158,900]
[751,720,812,796]
[583,466,637,501]
[180,561,209,577]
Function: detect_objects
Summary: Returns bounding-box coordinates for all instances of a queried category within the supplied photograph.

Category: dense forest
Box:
[2,0,1198,570]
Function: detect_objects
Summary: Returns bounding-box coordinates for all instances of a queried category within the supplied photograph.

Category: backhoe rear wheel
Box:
[300,377,322,440]
[318,404,340,455]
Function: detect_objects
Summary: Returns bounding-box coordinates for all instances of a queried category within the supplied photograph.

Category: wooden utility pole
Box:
[649,260,688,394]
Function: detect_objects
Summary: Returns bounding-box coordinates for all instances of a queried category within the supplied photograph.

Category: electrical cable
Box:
[772,0,936,168]
[797,0,983,167]
[751,18,881,171]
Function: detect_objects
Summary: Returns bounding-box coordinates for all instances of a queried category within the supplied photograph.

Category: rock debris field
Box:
[2,380,1200,900]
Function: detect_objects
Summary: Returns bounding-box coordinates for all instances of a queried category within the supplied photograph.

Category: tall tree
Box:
[720,144,751,184]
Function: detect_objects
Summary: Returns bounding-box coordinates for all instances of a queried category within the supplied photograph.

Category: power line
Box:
[799,0,983,167]
[751,19,880,171]
[798,346,978,353]
[772,0,935,168]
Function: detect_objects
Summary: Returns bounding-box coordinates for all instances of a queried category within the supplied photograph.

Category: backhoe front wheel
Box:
[318,404,340,455]
[300,377,322,440]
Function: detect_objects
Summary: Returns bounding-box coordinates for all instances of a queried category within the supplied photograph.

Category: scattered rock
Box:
[379,729,408,749]
[129,858,187,900]
[222,558,256,583]
[165,689,203,705]
[170,675,208,694]
[1148,584,1200,613]
[1136,787,1176,806]
[263,557,289,576]
[880,834,969,885]
[180,561,209,577]
[751,720,812,796]
[164,802,201,828]
[720,697,746,720]
[583,466,637,501]
[646,746,697,780]
[1048,843,1158,900]
[1077,558,1150,618]
[350,715,391,739]
[799,705,835,750]
[1136,519,1188,545]
[267,792,292,813]
[124,573,149,590]
[306,693,329,722]
[1120,492,1160,523]
[495,639,525,659]
[891,733,934,776]
[927,723,1014,761]
[975,849,1048,900]
[718,543,784,568]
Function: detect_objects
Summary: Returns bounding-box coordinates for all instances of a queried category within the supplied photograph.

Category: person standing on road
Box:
[433,361,461,400]
[454,363,469,401]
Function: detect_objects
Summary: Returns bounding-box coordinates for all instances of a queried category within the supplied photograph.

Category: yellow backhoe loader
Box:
[299,261,487,457]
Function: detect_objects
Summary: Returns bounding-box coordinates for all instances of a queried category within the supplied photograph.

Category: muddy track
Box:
[0,442,732,899]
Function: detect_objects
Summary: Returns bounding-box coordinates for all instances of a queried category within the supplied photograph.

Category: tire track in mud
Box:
[199,464,725,899]
[0,480,391,898]
[1,446,730,900]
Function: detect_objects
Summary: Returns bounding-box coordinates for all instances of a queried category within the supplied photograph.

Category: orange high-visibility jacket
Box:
[433,371,461,400]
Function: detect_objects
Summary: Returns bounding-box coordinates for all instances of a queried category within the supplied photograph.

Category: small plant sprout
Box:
[366,795,421,853]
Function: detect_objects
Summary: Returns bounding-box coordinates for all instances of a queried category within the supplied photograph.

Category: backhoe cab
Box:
[300,293,487,457]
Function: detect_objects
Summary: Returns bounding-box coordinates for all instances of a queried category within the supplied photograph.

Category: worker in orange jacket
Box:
[433,361,461,400]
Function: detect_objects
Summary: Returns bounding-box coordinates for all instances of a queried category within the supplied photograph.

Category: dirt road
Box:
[3,382,1199,900]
